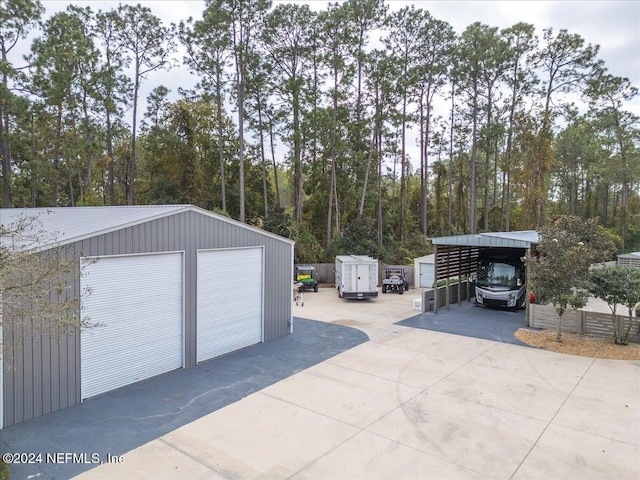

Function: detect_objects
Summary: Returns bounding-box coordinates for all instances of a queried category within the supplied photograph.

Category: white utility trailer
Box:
[335,255,379,299]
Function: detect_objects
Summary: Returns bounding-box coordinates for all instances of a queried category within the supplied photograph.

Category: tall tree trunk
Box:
[377,109,383,248]
[483,94,492,231]
[256,96,268,218]
[419,97,426,234]
[52,104,63,206]
[359,118,377,216]
[327,68,339,248]
[469,82,479,233]
[448,85,455,235]
[216,75,226,212]
[1,42,12,207]
[292,79,303,225]
[268,122,280,208]
[106,107,115,205]
[30,109,37,206]
[400,90,407,242]
[129,69,139,205]
[237,80,245,222]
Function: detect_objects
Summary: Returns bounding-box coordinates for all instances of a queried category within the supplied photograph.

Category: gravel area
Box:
[515,329,640,360]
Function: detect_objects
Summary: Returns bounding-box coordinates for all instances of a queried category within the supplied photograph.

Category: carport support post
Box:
[525,245,532,327]
[458,248,462,305]
[445,247,451,309]
[433,245,438,314]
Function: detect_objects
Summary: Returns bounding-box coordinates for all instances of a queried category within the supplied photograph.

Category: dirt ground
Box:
[515,329,640,360]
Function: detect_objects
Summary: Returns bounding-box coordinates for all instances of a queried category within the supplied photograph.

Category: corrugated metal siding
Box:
[2,208,293,427]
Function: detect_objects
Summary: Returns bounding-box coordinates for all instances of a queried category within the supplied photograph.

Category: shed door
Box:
[197,247,263,363]
[81,252,184,399]
[420,262,435,288]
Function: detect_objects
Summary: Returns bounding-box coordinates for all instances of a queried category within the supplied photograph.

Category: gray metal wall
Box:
[3,209,293,427]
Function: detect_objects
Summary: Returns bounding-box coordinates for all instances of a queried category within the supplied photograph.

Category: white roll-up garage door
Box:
[197,247,263,363]
[81,252,184,399]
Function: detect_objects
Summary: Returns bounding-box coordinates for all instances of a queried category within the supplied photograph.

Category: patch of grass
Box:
[0,460,10,480]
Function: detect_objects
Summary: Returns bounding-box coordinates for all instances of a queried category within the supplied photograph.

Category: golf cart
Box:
[382,267,409,294]
[295,265,319,292]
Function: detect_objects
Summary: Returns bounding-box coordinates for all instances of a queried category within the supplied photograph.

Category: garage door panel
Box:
[197,248,263,363]
[81,253,184,399]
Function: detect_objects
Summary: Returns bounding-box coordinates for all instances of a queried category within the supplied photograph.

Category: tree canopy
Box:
[1,0,639,263]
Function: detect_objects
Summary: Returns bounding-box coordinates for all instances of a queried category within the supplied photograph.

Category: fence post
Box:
[529,303,536,328]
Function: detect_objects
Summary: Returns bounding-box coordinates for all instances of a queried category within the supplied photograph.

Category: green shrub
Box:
[0,460,10,480]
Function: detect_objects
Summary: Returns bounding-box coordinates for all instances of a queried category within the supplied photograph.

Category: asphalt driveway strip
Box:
[0,318,368,480]
[396,300,530,346]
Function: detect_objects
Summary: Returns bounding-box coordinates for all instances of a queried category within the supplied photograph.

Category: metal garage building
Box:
[0,205,295,428]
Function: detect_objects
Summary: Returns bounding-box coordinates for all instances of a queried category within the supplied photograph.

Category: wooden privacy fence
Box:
[294,262,415,286]
[530,303,640,342]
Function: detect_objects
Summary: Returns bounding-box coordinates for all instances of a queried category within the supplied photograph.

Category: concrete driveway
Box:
[74,287,640,480]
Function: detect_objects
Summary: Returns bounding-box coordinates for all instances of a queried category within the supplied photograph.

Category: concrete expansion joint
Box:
[510,356,598,479]
[257,391,360,430]
[157,437,228,477]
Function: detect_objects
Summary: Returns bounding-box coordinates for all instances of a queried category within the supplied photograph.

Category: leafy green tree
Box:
[1,0,44,207]
[113,3,174,205]
[412,14,454,237]
[27,6,99,206]
[553,117,601,216]
[214,0,272,222]
[262,2,314,225]
[454,22,499,233]
[293,223,325,264]
[529,215,616,341]
[318,2,356,246]
[529,28,601,227]
[262,205,295,239]
[590,265,640,345]
[331,215,382,259]
[93,7,132,205]
[500,22,537,231]
[383,6,426,241]
[586,73,639,251]
[179,5,232,212]
[476,27,509,231]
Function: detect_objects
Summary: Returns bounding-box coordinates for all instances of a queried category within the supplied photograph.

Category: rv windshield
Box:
[477,261,520,288]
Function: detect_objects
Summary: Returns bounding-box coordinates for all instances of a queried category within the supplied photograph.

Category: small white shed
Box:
[414,254,435,288]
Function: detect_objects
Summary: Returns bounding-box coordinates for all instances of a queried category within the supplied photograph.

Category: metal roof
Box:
[430,230,538,249]
[618,252,640,258]
[0,205,295,250]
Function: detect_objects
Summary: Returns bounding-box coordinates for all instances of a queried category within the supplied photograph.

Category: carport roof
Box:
[618,252,640,258]
[0,204,295,250]
[430,230,538,249]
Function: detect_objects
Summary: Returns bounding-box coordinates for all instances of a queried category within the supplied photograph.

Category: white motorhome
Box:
[335,255,379,299]
[473,247,527,308]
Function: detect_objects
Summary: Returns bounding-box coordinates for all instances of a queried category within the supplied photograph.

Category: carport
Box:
[430,231,538,322]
